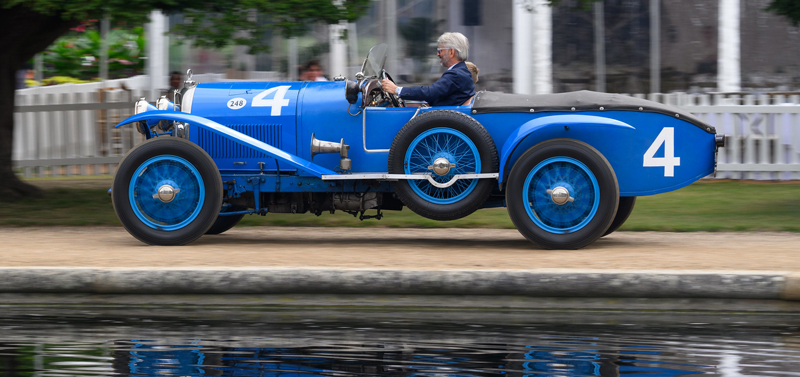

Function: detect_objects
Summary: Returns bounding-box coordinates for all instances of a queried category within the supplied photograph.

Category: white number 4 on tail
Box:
[643,127,680,177]
[252,85,291,116]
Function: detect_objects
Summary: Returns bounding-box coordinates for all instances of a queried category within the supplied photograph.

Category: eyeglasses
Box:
[437,47,460,55]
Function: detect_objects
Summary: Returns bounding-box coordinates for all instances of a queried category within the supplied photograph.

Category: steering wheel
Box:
[380,69,404,108]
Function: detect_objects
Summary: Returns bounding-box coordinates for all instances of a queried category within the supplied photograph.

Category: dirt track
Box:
[1,226,799,271]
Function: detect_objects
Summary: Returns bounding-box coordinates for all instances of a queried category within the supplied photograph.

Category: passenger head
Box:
[465,61,479,84]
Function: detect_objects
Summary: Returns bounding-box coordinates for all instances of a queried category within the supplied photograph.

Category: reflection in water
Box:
[0,306,798,376]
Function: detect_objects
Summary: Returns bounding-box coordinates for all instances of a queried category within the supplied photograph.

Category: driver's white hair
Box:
[437,32,469,61]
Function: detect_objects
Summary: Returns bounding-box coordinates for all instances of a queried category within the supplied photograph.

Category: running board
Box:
[321,173,499,189]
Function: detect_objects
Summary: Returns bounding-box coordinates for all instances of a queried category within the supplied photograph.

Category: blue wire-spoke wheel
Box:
[129,155,204,231]
[404,127,481,205]
[506,139,618,250]
[389,110,498,221]
[112,137,222,246]
[523,157,599,234]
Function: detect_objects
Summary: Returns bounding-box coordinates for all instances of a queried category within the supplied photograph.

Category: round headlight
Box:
[156,96,170,111]
[134,98,149,115]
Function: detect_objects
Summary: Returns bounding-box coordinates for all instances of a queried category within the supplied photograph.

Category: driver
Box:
[381,32,475,107]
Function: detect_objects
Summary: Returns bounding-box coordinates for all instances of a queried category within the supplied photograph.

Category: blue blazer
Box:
[399,61,476,107]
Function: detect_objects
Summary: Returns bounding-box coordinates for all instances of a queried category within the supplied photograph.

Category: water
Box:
[0,303,799,376]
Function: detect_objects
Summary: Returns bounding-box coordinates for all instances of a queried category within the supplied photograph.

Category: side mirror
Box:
[345,80,360,105]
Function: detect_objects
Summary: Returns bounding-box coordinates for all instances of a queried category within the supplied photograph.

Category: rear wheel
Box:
[112,138,222,245]
[603,196,636,237]
[506,139,618,249]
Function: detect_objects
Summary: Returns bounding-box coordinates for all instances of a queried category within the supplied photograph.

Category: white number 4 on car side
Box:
[252,85,291,116]
[643,127,680,177]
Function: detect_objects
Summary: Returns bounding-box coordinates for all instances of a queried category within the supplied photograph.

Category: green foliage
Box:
[105,27,147,77]
[42,26,145,80]
[44,36,90,78]
[1,0,177,24]
[40,76,96,85]
[2,0,371,57]
[399,18,442,61]
[26,76,96,88]
[172,1,366,55]
[173,0,371,54]
[767,0,800,26]
[546,0,599,10]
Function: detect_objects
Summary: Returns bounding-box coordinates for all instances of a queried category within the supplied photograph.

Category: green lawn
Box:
[2,176,799,232]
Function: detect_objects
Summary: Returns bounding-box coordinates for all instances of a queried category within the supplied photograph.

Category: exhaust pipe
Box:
[715,134,726,149]
[310,133,351,172]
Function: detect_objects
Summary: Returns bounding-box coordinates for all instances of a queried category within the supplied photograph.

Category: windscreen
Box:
[362,43,388,78]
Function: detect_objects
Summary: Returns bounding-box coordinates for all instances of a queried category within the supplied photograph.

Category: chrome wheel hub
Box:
[546,186,574,206]
[429,157,456,176]
[153,185,181,203]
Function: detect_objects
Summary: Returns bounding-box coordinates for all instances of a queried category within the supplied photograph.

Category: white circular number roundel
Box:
[227,98,247,110]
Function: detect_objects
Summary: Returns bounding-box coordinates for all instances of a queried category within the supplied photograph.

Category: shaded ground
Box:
[2,226,798,271]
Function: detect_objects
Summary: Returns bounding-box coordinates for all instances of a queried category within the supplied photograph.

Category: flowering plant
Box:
[42,25,145,80]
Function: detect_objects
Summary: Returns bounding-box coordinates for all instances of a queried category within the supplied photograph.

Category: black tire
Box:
[388,110,498,220]
[602,196,637,237]
[112,138,222,245]
[205,213,245,235]
[506,139,619,249]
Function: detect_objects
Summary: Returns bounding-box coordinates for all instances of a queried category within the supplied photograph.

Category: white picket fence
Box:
[12,79,800,180]
[13,73,223,177]
[642,92,800,180]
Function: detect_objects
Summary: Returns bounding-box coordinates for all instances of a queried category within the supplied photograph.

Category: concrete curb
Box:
[0,268,797,300]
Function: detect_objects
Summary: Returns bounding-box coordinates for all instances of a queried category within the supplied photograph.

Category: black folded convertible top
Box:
[471,90,715,133]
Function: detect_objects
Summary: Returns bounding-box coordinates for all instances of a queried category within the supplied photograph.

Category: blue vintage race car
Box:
[113,43,723,249]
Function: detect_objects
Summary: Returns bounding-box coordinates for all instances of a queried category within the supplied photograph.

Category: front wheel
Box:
[112,138,222,245]
[206,211,245,235]
[506,139,619,249]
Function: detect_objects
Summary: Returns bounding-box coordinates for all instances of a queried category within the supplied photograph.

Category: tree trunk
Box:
[0,6,77,200]
[0,59,41,199]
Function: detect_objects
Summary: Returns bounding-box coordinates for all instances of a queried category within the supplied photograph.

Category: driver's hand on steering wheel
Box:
[380,79,398,95]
